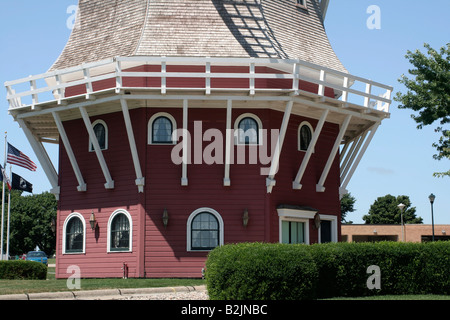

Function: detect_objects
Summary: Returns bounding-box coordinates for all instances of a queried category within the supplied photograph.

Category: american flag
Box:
[7,143,37,172]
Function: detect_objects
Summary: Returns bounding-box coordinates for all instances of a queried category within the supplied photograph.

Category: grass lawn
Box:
[0,259,205,295]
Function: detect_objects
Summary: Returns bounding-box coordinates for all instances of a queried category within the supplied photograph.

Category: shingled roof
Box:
[50,0,346,73]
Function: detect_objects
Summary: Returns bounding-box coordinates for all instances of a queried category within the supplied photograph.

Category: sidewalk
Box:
[0,285,207,300]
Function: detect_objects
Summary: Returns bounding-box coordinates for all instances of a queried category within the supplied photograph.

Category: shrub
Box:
[206,242,318,300]
[205,241,450,300]
[0,260,47,280]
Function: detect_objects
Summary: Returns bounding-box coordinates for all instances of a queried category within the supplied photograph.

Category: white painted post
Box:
[293,109,329,189]
[316,115,352,192]
[224,100,232,186]
[52,111,87,192]
[181,99,189,186]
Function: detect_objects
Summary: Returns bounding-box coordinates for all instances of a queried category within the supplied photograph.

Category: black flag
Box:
[12,173,33,193]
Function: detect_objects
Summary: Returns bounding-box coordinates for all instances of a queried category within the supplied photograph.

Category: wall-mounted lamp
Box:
[50,217,56,233]
[373,229,377,234]
[442,230,446,235]
[163,208,169,229]
[89,211,97,230]
[243,209,249,228]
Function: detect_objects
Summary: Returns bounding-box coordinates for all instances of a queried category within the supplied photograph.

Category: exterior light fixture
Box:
[243,209,249,228]
[429,193,436,242]
[397,203,405,242]
[50,217,56,233]
[162,208,169,229]
[89,211,97,230]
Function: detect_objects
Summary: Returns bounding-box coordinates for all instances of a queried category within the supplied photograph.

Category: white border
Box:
[298,121,314,152]
[234,113,264,146]
[148,112,178,145]
[318,214,338,243]
[187,207,224,252]
[62,212,86,254]
[107,209,133,253]
[89,119,108,152]
[277,208,317,245]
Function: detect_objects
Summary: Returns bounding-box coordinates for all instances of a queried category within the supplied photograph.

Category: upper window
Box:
[187,208,224,251]
[108,209,132,252]
[148,113,177,144]
[298,122,313,151]
[63,213,85,254]
[295,0,307,9]
[90,120,108,151]
[234,113,263,145]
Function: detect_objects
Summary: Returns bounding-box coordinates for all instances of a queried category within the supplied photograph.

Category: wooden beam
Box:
[293,109,329,189]
[121,99,144,193]
[52,111,87,192]
[181,99,189,186]
[16,119,60,197]
[316,114,352,192]
[224,100,232,186]
[79,106,114,189]
[266,100,293,193]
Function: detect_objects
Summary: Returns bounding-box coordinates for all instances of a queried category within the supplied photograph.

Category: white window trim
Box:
[89,119,108,152]
[62,212,86,255]
[298,121,314,152]
[277,208,316,245]
[187,207,224,252]
[148,112,178,145]
[295,0,308,9]
[318,214,338,243]
[234,113,264,146]
[107,209,133,253]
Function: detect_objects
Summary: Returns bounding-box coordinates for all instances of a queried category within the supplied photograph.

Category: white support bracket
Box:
[293,109,329,189]
[16,119,60,198]
[181,99,189,186]
[266,100,293,193]
[52,111,87,192]
[224,100,232,186]
[80,106,114,189]
[121,99,145,193]
[316,114,352,192]
[340,123,380,192]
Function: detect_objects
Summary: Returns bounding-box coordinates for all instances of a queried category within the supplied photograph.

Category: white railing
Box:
[5,56,392,113]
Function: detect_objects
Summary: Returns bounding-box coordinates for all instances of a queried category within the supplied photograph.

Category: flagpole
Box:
[6,165,11,260]
[1,132,6,260]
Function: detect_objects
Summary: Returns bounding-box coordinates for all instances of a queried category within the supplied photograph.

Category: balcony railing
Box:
[5,56,392,113]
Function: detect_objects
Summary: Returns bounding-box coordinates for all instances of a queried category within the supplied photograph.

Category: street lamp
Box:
[428,193,435,242]
[397,203,405,242]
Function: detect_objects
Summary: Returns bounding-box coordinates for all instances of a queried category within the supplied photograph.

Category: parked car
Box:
[26,251,48,266]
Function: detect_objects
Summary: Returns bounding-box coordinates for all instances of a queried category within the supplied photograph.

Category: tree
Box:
[395,43,450,177]
[0,187,57,256]
[363,194,423,225]
[340,193,356,223]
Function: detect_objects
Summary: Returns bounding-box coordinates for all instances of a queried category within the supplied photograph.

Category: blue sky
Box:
[1,1,449,224]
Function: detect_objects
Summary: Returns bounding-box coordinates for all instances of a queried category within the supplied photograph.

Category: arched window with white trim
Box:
[63,213,86,254]
[89,119,108,151]
[234,113,263,145]
[107,209,133,252]
[298,121,314,151]
[148,112,177,144]
[187,208,224,251]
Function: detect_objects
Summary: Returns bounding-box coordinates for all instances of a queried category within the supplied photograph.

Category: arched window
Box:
[234,113,263,145]
[298,122,313,151]
[89,120,108,151]
[63,213,85,254]
[148,113,177,144]
[187,208,224,251]
[108,210,132,252]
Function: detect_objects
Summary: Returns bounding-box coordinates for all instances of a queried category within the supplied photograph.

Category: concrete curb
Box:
[0,285,207,300]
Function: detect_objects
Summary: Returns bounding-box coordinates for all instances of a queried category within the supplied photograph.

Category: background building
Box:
[342,224,450,242]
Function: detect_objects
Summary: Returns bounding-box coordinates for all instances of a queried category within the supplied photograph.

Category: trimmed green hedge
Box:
[0,260,47,280]
[205,241,450,300]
